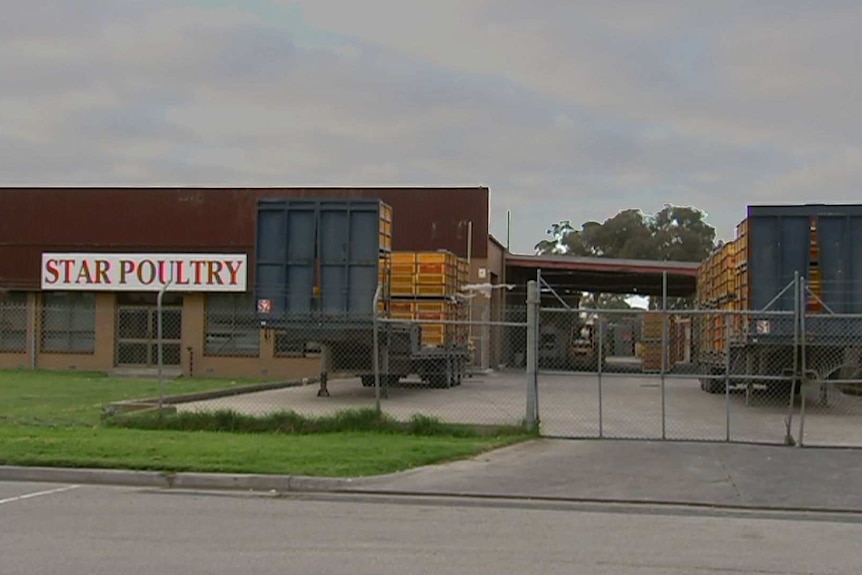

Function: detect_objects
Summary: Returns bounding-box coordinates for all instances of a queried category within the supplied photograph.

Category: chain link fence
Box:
[536,289,862,447]
[3,280,862,446]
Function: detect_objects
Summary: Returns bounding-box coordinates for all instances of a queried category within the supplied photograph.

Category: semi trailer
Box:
[253,198,469,395]
[697,204,862,395]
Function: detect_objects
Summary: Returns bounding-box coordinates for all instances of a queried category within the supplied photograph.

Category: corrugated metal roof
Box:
[506,253,700,277]
[0,186,489,289]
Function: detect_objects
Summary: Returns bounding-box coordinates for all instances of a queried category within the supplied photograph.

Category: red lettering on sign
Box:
[44,259,60,284]
[120,260,135,284]
[174,261,189,285]
[76,260,93,284]
[191,261,206,284]
[226,260,243,286]
[207,261,224,285]
[137,260,156,285]
[95,260,110,284]
[60,259,75,284]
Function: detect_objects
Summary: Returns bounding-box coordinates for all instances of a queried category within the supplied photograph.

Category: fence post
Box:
[481,302,491,371]
[29,293,37,371]
[526,280,539,432]
[661,271,668,440]
[157,280,173,416]
[797,275,807,447]
[724,313,732,442]
[372,285,382,413]
[597,313,604,438]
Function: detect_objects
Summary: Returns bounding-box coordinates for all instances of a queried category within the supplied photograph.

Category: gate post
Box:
[526,280,540,432]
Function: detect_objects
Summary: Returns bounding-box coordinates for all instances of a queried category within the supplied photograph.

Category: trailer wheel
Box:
[767,380,801,398]
[704,379,726,394]
[361,375,375,387]
[429,374,448,389]
[387,374,402,387]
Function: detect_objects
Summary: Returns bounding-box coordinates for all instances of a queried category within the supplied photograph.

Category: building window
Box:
[274,335,320,358]
[0,292,28,353]
[41,292,96,354]
[204,293,260,357]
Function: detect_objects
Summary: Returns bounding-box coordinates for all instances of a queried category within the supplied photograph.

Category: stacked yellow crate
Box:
[696,252,712,356]
[641,313,665,372]
[378,203,393,252]
[387,250,468,347]
[377,253,392,315]
[389,252,417,297]
[735,218,750,337]
[697,228,757,352]
[374,202,394,315]
[457,258,469,287]
[415,251,459,297]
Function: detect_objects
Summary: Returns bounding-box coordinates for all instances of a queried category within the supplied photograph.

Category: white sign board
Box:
[41,253,248,292]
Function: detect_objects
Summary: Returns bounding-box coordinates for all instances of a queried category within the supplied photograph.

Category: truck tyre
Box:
[705,379,726,394]
[429,374,448,389]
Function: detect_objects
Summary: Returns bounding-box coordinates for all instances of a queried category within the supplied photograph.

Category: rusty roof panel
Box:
[0,187,489,289]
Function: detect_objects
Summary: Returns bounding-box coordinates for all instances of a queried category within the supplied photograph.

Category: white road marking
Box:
[0,484,81,506]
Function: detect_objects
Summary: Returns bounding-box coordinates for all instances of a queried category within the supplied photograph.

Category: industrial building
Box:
[0,187,507,378]
[0,186,697,379]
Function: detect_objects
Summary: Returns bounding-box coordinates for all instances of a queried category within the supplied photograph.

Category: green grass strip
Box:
[0,425,527,477]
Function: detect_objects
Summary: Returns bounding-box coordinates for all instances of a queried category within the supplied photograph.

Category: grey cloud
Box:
[3,0,862,254]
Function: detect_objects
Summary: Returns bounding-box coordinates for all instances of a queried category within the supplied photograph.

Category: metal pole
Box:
[661,271,668,440]
[372,285,382,413]
[797,276,807,447]
[597,315,604,438]
[157,280,173,415]
[787,271,800,445]
[467,220,473,268]
[724,313,732,442]
[466,220,474,364]
[506,210,511,251]
[29,294,37,371]
[481,302,490,371]
[526,280,539,431]
[761,279,796,313]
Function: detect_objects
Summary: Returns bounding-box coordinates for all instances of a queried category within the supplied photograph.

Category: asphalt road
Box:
[354,439,862,512]
[2,481,861,574]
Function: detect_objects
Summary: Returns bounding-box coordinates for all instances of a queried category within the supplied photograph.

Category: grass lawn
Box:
[0,369,270,426]
[0,370,530,477]
[0,426,523,477]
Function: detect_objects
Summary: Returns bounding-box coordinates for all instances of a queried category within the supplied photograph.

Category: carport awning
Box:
[505,254,698,298]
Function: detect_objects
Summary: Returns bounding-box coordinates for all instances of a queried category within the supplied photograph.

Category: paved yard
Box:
[177,370,862,447]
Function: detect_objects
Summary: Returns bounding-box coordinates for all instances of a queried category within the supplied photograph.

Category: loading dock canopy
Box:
[505,254,698,297]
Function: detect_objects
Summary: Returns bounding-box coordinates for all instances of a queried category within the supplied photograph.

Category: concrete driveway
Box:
[178,370,862,447]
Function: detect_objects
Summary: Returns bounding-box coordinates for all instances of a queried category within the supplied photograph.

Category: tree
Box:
[534,221,575,255]
[533,204,717,309]
[534,205,716,262]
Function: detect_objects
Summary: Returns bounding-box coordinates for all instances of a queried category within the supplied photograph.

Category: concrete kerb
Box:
[103,377,320,415]
[0,465,355,492]
[5,462,862,516]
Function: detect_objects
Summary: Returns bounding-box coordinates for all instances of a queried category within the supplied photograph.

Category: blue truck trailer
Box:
[699,203,862,395]
[253,198,467,395]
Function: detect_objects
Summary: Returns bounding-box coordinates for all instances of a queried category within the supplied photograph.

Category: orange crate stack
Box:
[735,217,750,336]
[457,257,469,286]
[387,250,469,347]
[389,252,415,296]
[378,203,393,252]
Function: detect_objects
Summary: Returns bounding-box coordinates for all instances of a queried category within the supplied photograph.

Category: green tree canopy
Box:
[534,205,717,263]
[534,205,718,310]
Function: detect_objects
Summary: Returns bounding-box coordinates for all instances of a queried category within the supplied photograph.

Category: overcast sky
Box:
[3,1,861,253]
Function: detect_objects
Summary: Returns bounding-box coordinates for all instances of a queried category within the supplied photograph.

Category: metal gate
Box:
[528,275,862,448]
